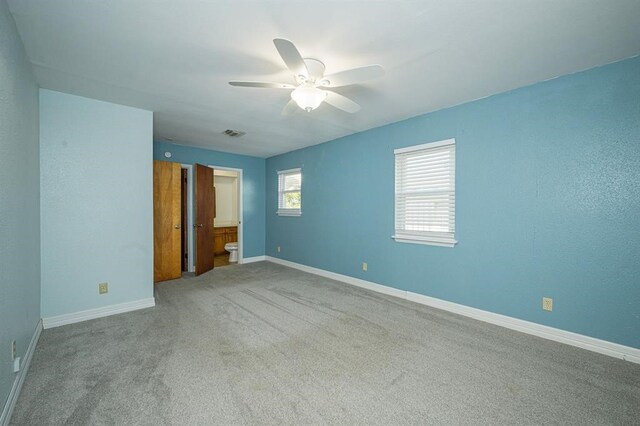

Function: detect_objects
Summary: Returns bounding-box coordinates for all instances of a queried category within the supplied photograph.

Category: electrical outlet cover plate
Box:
[99,282,109,294]
[542,297,553,311]
[362,262,368,271]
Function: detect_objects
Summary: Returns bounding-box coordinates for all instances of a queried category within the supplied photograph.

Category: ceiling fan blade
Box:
[273,38,309,79]
[229,81,295,89]
[319,65,385,87]
[281,99,299,116]
[323,90,361,113]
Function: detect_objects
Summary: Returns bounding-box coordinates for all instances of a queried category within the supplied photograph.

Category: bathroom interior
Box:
[213,169,239,267]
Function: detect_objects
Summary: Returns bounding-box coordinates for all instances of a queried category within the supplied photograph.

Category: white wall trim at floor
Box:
[241,255,266,264]
[1,319,42,426]
[265,256,640,364]
[42,298,156,329]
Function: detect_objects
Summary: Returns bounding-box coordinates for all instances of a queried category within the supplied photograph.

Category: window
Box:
[393,139,456,247]
[277,168,302,216]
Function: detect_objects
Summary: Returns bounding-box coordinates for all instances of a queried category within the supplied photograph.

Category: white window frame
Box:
[393,138,457,247]
[277,168,302,216]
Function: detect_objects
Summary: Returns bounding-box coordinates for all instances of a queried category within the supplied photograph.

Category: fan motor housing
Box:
[301,58,325,82]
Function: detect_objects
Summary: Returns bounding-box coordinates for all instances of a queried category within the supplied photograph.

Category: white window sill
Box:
[277,210,301,217]
[392,235,457,248]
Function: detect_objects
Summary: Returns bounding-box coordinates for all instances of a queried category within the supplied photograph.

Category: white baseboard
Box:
[241,255,266,264]
[42,297,156,329]
[1,319,42,426]
[265,256,640,364]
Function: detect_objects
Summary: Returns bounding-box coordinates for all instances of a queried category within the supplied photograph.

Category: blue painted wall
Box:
[153,141,266,258]
[40,90,154,317]
[0,0,40,412]
[266,56,640,349]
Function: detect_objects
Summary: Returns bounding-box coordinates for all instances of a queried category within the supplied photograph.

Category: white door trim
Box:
[208,165,243,264]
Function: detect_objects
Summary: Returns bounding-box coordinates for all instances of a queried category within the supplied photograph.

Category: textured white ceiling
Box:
[8,1,640,157]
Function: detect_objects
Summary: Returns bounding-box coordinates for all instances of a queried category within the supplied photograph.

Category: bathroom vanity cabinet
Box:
[214,226,237,255]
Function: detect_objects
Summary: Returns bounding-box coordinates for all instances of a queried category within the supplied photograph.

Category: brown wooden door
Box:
[153,161,182,282]
[195,164,215,275]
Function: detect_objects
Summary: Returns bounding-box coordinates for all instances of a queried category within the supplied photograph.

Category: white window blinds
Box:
[277,168,302,216]
[394,139,457,247]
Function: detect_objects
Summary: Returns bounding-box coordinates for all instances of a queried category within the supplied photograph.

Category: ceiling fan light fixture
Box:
[291,86,327,112]
[230,39,381,114]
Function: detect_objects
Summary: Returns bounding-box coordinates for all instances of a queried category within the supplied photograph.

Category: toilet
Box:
[224,242,238,263]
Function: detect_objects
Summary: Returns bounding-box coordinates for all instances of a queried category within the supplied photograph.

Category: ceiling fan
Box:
[229,38,385,114]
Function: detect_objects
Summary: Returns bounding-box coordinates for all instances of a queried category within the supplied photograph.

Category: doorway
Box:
[154,162,241,280]
[180,165,194,272]
[212,166,242,267]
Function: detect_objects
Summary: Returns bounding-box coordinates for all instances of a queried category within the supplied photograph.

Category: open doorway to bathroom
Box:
[212,167,241,267]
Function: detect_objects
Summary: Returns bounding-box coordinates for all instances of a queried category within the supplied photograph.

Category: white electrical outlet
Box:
[362,262,368,272]
[11,340,16,360]
[98,282,109,295]
[542,297,553,312]
[277,246,281,253]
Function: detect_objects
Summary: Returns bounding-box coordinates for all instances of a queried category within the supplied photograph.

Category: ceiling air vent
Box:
[222,129,246,137]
